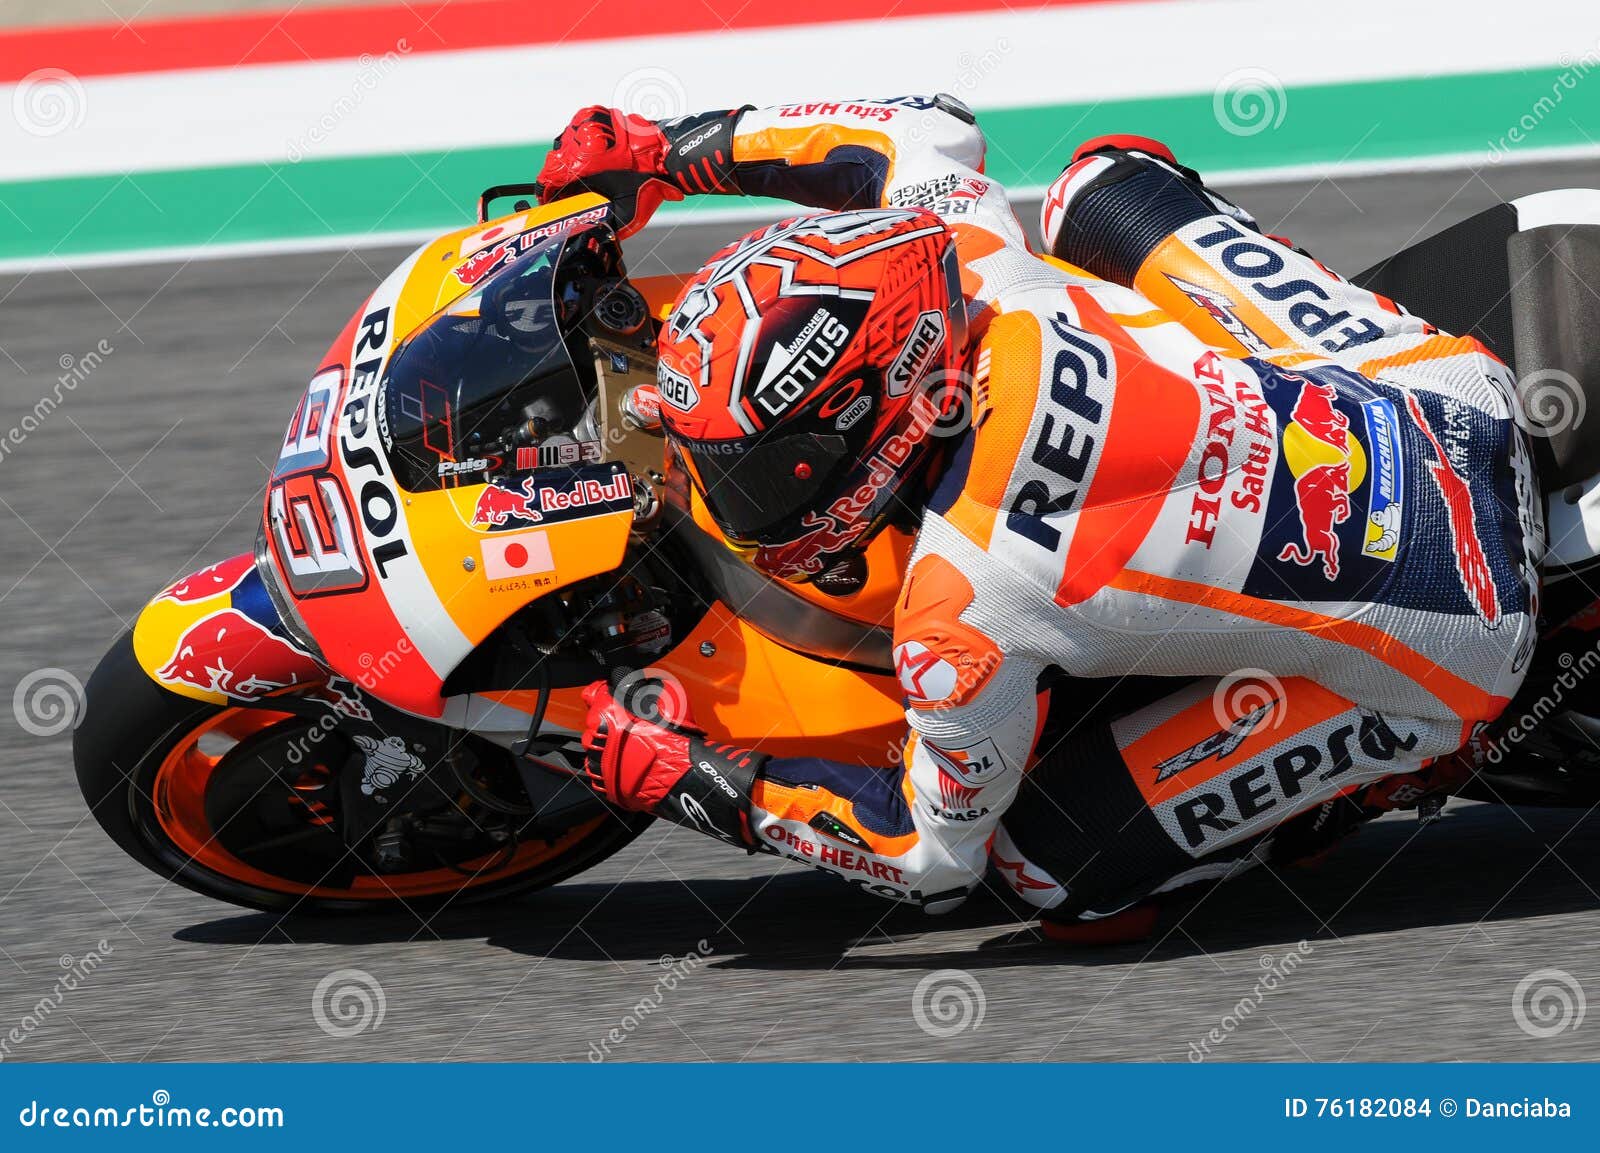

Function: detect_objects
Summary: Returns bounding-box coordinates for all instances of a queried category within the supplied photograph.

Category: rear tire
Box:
[73,630,649,915]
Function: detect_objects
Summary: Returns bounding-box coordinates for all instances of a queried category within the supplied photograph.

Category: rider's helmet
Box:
[655,209,968,582]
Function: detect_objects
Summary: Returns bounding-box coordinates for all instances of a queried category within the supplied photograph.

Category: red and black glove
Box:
[535,106,745,238]
[579,679,762,847]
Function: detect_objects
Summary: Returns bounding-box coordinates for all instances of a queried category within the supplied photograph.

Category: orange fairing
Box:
[634,273,694,322]
[1119,678,1351,808]
[485,601,906,764]
[261,194,643,717]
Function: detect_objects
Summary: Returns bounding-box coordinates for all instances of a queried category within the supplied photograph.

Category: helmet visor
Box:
[673,428,859,544]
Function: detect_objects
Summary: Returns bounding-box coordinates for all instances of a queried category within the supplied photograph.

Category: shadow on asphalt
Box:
[176,802,1600,970]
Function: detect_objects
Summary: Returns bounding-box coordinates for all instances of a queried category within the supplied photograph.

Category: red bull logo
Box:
[471,478,542,528]
[158,555,254,604]
[1276,377,1366,581]
[453,237,518,288]
[537,471,632,514]
[155,609,323,700]
[451,206,610,288]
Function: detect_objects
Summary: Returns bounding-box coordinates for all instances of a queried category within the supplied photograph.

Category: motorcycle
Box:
[72,181,1600,916]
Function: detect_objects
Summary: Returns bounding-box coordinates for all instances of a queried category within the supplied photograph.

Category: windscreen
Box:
[381,231,603,492]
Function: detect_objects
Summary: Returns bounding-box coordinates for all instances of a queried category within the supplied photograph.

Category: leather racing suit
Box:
[600,95,1544,918]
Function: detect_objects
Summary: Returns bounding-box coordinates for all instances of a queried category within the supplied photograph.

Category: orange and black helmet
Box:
[655,209,968,581]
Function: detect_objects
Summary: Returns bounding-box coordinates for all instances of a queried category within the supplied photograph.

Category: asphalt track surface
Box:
[4,159,1600,1064]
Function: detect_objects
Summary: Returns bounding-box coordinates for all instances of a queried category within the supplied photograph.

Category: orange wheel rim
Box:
[151,707,609,899]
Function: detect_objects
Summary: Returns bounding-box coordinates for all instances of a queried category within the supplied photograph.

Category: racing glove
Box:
[536,106,746,237]
[578,679,762,847]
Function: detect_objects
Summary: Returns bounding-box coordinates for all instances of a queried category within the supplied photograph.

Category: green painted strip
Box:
[1,66,1593,263]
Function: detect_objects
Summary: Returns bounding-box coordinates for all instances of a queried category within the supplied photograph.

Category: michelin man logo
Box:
[354,734,426,799]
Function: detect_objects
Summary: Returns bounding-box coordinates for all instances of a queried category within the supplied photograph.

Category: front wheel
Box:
[73,631,650,914]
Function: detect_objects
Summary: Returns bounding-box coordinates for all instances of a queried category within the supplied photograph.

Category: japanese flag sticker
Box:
[480,530,553,582]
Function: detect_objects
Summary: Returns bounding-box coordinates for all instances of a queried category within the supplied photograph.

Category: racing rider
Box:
[533,96,1543,924]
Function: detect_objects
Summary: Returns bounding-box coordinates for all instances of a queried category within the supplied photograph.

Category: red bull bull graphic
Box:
[469,463,633,531]
[450,205,609,288]
[1404,393,1500,626]
[471,477,543,528]
[1276,376,1366,581]
[155,609,324,700]
[157,555,254,604]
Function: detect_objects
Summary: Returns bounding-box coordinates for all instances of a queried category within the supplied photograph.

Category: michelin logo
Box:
[1360,397,1404,561]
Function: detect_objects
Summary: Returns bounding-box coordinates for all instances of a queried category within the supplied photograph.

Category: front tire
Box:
[73,631,649,915]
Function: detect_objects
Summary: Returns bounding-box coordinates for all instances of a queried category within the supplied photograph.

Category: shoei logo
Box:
[887,310,946,398]
[658,364,700,412]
